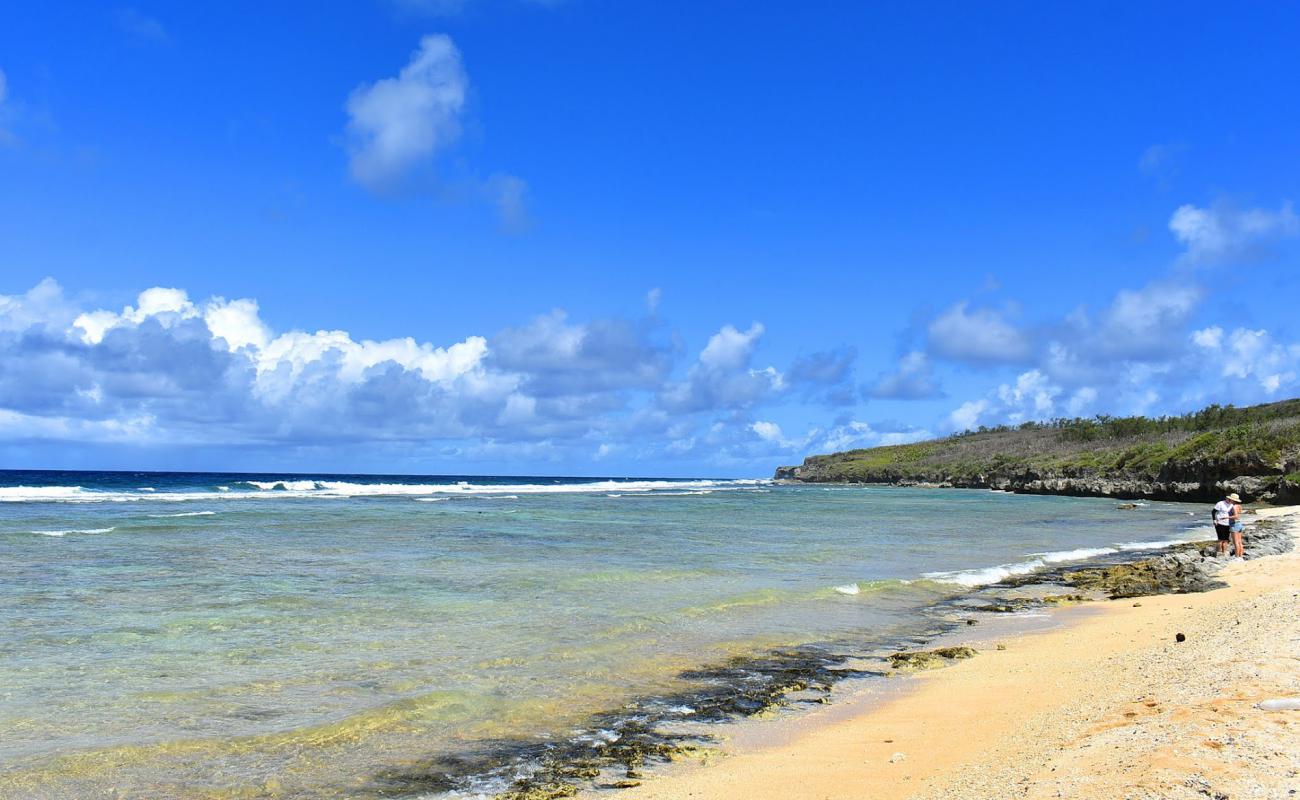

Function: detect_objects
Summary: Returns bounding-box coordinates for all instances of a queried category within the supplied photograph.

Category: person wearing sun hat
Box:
[1212,492,1237,556]
[1226,492,1245,558]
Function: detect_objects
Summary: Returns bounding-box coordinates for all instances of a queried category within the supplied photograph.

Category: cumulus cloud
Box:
[1091,282,1202,359]
[0,278,75,332]
[489,310,670,398]
[866,351,942,400]
[345,34,467,192]
[1170,202,1300,264]
[1,280,881,472]
[658,323,786,413]
[995,370,1060,422]
[750,420,786,444]
[3,281,509,447]
[1192,325,1300,395]
[947,399,988,432]
[927,302,1032,364]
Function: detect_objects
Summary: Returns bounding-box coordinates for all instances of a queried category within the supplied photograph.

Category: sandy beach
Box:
[598,506,1300,800]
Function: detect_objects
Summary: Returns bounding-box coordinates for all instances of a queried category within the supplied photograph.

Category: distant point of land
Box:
[776,399,1300,504]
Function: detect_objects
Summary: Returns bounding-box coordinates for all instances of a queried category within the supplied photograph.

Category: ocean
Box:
[0,470,1209,798]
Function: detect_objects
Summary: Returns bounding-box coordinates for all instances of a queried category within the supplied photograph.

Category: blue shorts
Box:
[1230,521,1245,533]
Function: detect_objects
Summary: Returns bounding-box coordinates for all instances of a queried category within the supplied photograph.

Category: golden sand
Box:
[598,506,1300,800]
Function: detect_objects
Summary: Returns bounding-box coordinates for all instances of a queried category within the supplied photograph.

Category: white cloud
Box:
[1191,326,1223,349]
[750,420,784,443]
[0,408,159,444]
[1065,387,1098,416]
[659,323,785,413]
[927,302,1031,364]
[1093,282,1201,358]
[996,370,1061,422]
[345,34,467,192]
[3,280,873,470]
[867,351,941,400]
[204,298,273,351]
[948,399,988,432]
[817,420,876,453]
[490,310,670,397]
[0,278,75,332]
[74,286,196,344]
[1170,202,1300,263]
[700,323,764,370]
[1196,327,1300,394]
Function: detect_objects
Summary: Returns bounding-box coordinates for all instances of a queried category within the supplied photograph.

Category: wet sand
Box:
[597,506,1300,800]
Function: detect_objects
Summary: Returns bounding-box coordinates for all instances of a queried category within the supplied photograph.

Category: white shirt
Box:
[1213,500,1233,525]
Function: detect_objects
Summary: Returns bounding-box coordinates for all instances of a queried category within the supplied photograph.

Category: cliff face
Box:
[774,400,1300,504]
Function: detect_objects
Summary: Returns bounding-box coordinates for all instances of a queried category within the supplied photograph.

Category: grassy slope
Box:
[777,399,1300,501]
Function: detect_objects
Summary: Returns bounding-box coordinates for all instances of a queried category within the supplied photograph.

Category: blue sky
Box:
[1,1,1298,477]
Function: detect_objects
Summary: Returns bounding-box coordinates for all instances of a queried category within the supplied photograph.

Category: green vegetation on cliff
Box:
[775,399,1300,503]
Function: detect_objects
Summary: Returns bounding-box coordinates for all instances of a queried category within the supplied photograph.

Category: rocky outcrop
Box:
[775,400,1300,503]
[774,465,1300,504]
[885,646,978,670]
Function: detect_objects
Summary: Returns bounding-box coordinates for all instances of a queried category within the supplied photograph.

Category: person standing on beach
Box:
[1212,493,1235,556]
[1227,492,1245,559]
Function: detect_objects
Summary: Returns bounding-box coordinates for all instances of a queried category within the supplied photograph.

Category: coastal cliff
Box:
[775,399,1300,504]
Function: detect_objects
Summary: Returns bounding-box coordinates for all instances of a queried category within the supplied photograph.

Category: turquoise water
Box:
[0,472,1207,798]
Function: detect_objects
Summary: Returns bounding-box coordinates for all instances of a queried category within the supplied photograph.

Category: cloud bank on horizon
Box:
[1,200,1296,474]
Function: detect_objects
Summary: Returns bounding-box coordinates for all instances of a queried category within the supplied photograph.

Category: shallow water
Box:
[0,471,1208,798]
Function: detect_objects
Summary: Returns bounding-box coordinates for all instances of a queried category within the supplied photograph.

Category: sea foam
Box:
[923,558,1046,587]
[1036,546,1119,563]
[31,527,115,536]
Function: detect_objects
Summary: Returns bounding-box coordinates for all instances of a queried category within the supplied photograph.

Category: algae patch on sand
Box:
[886,646,977,670]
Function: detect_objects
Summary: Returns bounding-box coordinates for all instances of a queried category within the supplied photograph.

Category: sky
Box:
[1,1,1298,477]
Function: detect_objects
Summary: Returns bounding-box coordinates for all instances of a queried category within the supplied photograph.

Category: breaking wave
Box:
[30,527,115,537]
[0,479,767,504]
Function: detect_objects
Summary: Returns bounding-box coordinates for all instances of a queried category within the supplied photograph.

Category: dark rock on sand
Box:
[887,646,977,670]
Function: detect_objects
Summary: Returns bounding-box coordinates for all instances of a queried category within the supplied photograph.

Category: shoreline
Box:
[579,506,1300,800]
[428,502,1290,800]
